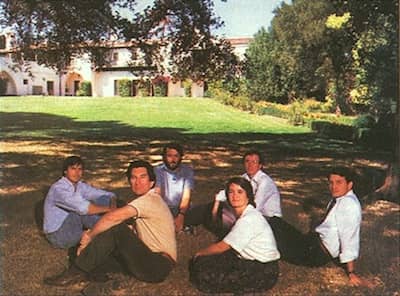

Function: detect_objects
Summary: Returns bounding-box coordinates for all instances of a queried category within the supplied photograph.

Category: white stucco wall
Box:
[168,80,185,97]
[1,34,253,97]
[191,82,204,97]
[93,71,141,97]
[0,56,61,95]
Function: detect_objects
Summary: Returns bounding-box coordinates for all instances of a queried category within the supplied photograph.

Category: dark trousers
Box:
[185,202,232,239]
[189,250,279,293]
[75,224,174,283]
[267,216,332,267]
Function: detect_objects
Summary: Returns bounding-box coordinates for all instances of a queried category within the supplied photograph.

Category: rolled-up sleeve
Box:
[81,182,115,201]
[183,167,194,190]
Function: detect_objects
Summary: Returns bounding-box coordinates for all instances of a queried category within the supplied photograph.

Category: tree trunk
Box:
[363,78,400,204]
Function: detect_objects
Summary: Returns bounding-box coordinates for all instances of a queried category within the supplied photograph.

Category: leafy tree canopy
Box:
[0,0,238,81]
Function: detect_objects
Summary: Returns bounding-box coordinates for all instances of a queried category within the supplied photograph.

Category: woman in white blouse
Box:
[189,177,280,293]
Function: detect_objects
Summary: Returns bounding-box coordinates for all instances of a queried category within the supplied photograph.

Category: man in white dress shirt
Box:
[275,167,373,287]
[212,150,282,236]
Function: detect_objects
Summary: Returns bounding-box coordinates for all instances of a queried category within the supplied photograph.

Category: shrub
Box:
[76,81,92,96]
[288,100,307,125]
[152,75,169,97]
[154,83,167,96]
[183,80,192,97]
[311,120,354,141]
[302,98,325,112]
[252,101,290,118]
[137,80,151,96]
[352,114,376,129]
[118,79,132,97]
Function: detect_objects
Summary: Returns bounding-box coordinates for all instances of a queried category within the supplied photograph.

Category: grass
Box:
[0,96,398,296]
[0,96,310,135]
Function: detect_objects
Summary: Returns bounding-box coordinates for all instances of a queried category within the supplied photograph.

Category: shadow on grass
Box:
[0,111,389,236]
[0,111,391,220]
[0,111,396,295]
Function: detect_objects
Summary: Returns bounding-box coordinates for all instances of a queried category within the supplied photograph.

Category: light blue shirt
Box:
[154,163,194,208]
[43,176,115,233]
[316,190,361,263]
[242,170,282,218]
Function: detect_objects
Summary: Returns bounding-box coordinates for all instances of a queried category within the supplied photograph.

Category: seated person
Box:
[212,150,282,234]
[154,143,194,232]
[44,160,177,286]
[43,156,116,249]
[186,150,282,238]
[273,167,373,287]
[189,177,280,294]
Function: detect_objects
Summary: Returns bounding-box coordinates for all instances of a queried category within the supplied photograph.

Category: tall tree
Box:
[0,0,237,82]
[329,0,399,202]
[244,28,289,102]
[245,0,336,103]
[270,0,335,101]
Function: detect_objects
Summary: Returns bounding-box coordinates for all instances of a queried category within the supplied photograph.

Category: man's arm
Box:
[254,176,280,215]
[336,199,374,288]
[175,188,191,232]
[77,205,137,255]
[86,202,115,215]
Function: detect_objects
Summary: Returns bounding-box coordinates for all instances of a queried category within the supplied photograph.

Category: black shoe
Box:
[67,246,78,267]
[88,271,110,282]
[44,266,89,286]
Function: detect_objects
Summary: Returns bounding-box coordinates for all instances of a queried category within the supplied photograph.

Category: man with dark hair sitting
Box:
[273,167,373,287]
[43,155,116,249]
[44,160,177,286]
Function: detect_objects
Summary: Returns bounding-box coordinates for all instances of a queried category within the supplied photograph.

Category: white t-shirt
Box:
[223,205,280,263]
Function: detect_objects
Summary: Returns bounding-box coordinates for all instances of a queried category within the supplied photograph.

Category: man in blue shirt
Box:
[43,156,116,249]
[154,143,194,232]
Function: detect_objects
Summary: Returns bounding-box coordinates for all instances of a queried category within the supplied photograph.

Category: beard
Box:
[166,160,180,170]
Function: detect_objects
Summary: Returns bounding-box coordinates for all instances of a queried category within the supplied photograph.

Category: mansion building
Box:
[0,31,250,98]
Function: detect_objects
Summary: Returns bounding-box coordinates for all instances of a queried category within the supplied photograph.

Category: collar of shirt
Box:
[61,176,82,189]
[161,163,182,174]
[241,204,256,217]
[244,169,264,181]
[334,189,355,202]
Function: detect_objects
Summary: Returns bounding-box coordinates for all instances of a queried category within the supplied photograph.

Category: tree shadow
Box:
[0,111,391,223]
[0,110,396,296]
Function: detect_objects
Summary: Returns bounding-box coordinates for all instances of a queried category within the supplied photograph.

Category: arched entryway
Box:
[65,72,83,96]
[0,71,17,95]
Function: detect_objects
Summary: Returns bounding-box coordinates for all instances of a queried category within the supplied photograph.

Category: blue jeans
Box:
[46,195,110,249]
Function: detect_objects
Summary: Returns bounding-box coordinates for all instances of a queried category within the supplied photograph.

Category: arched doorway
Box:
[0,71,17,95]
[65,72,83,96]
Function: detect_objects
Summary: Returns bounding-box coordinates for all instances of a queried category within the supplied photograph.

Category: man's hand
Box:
[77,230,92,256]
[348,273,375,288]
[174,214,185,232]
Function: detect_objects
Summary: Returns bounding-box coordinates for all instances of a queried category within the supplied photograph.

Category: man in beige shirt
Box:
[44,160,177,286]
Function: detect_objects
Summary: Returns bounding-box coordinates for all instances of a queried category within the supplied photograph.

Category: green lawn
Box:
[0,96,310,135]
